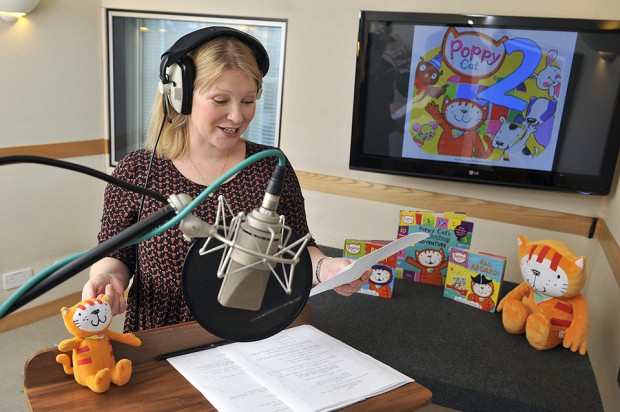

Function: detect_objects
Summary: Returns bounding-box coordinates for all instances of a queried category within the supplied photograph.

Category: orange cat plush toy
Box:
[56,295,141,393]
[497,235,589,355]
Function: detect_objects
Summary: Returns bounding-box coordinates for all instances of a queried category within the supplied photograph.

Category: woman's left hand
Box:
[320,257,371,297]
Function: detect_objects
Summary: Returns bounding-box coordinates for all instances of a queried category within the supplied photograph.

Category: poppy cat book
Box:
[396,210,474,286]
[443,247,507,313]
[343,239,398,298]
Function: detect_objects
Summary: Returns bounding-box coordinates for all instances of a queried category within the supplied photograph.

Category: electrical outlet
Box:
[3,268,33,289]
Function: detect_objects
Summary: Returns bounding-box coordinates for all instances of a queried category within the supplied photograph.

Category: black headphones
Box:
[158,26,270,115]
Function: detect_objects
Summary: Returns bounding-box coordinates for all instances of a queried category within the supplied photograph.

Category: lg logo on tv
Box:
[468,170,480,176]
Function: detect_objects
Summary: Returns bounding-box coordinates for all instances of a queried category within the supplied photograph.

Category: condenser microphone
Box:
[170,163,313,341]
[216,165,286,310]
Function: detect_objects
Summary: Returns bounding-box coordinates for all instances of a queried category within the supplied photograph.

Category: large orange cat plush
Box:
[56,295,141,393]
[497,235,589,355]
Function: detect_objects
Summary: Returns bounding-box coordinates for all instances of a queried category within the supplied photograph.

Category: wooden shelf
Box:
[297,170,619,287]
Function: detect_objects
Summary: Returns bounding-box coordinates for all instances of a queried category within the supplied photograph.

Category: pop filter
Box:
[181,232,313,342]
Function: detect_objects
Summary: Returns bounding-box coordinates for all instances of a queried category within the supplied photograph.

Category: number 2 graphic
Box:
[477,37,542,112]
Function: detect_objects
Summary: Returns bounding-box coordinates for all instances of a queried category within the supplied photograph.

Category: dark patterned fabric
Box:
[97,141,316,332]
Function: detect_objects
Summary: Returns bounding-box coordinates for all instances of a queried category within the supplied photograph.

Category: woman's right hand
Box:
[82,257,130,316]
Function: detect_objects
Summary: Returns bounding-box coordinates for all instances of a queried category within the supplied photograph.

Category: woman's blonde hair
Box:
[145,37,264,159]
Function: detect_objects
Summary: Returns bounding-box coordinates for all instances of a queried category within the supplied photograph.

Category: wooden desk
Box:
[23,305,432,411]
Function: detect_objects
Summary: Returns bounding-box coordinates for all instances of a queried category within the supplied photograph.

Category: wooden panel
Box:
[0,292,82,333]
[0,139,107,159]
[594,219,620,288]
[297,171,595,237]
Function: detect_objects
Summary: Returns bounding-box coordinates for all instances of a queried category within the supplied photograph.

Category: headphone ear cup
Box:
[164,56,195,115]
[178,56,195,115]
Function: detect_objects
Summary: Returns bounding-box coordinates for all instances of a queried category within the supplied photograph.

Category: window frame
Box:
[105,10,287,165]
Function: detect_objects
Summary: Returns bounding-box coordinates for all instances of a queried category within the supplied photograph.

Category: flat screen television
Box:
[350,11,620,195]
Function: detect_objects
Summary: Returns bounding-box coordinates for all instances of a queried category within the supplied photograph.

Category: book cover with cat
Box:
[443,247,506,313]
[395,210,474,286]
[343,239,397,298]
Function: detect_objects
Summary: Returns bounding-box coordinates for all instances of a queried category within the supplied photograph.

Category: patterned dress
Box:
[97,141,316,332]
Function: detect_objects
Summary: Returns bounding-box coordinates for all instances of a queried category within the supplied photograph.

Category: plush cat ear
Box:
[517,234,529,246]
[574,256,585,270]
[61,307,69,316]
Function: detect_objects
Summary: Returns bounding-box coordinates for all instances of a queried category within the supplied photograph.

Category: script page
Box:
[167,345,292,412]
[219,325,413,412]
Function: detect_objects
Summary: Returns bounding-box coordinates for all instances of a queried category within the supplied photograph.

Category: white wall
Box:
[0,0,105,308]
[1,0,618,409]
[1,0,103,146]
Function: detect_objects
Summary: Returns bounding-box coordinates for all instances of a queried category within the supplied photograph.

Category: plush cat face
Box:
[415,248,445,268]
[61,296,113,338]
[517,235,586,298]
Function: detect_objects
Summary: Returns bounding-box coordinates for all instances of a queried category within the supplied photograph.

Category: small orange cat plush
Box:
[497,235,589,355]
[56,295,141,393]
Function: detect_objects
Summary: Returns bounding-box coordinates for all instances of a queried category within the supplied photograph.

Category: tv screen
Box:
[350,11,620,195]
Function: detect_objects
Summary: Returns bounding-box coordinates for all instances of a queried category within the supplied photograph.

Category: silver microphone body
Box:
[217,192,282,310]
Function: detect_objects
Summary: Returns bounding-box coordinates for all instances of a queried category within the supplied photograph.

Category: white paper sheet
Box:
[167,325,413,412]
[220,325,413,412]
[309,232,430,296]
[168,347,291,412]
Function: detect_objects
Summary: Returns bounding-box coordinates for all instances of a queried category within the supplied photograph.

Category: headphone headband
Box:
[162,26,270,77]
[159,26,270,115]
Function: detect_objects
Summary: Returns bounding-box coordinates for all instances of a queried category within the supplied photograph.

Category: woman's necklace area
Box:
[189,147,231,187]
